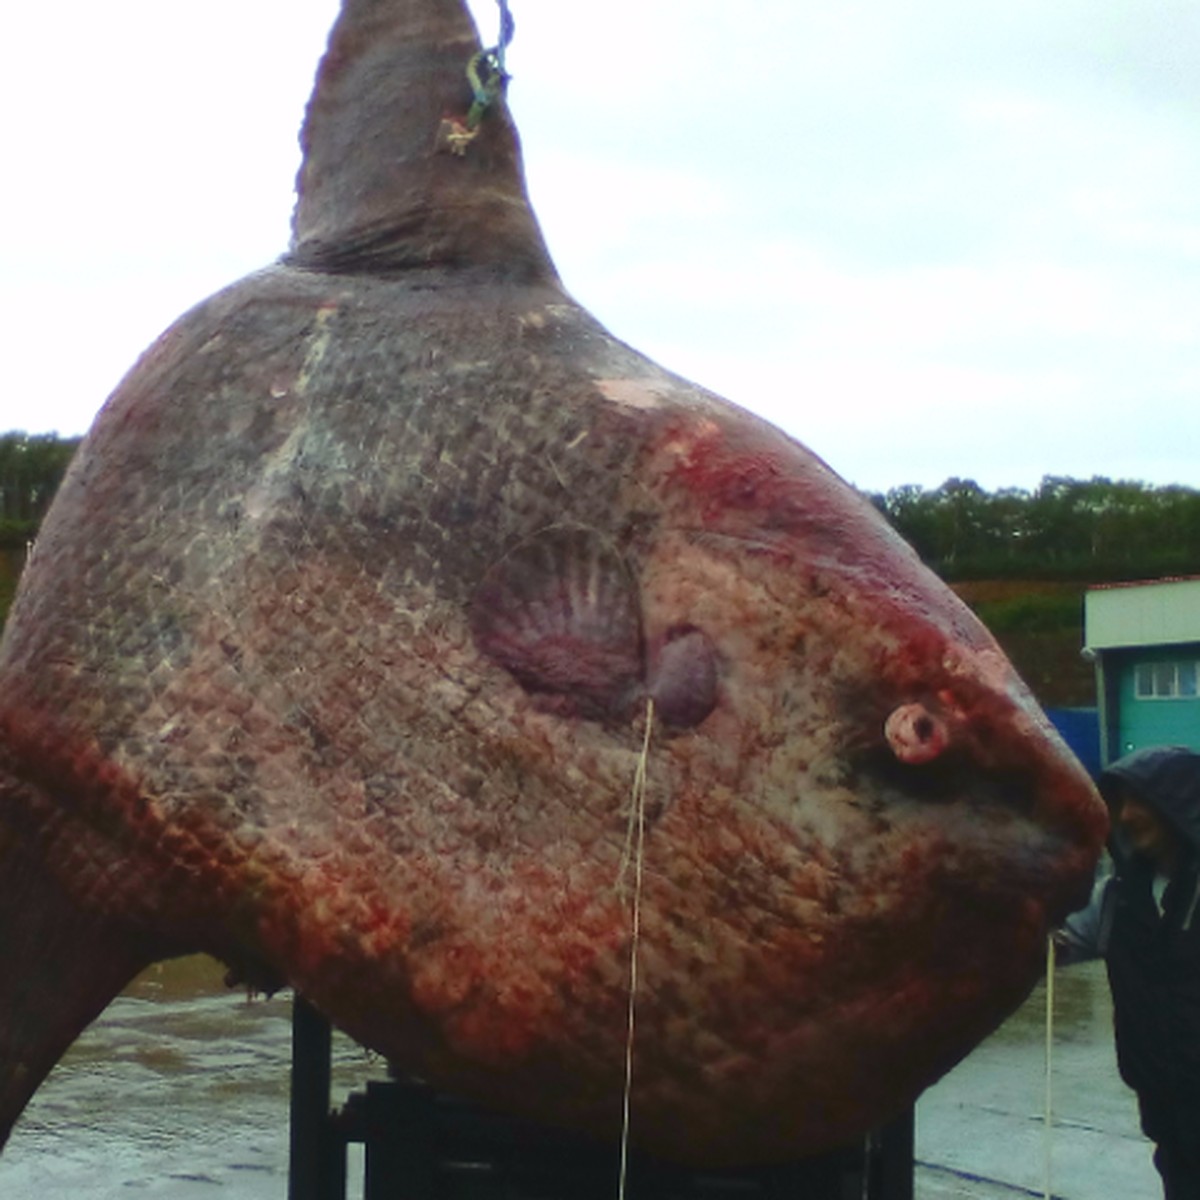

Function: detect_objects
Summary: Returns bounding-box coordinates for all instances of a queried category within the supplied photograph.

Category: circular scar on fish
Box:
[884,702,949,765]
[470,526,718,729]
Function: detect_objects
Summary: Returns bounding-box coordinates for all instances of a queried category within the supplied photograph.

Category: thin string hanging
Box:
[1043,934,1056,1200]
[617,698,655,1200]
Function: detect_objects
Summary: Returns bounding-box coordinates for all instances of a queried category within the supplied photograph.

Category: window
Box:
[1136,660,1200,699]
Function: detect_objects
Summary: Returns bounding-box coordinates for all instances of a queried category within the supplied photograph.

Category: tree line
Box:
[867,475,1200,582]
[2,433,1200,582]
[0,432,82,547]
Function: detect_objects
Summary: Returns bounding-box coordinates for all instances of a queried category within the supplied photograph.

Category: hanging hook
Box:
[437,2,516,156]
[466,0,515,128]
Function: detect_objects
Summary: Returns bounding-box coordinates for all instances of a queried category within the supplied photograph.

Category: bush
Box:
[971,592,1083,635]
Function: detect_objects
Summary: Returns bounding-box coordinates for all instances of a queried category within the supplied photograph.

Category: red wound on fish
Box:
[470,526,644,718]
[647,625,719,729]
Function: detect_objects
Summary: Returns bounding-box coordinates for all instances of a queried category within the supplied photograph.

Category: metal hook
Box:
[463,2,514,130]
[438,1,516,154]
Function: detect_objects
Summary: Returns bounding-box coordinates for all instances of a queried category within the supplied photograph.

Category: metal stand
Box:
[288,996,913,1200]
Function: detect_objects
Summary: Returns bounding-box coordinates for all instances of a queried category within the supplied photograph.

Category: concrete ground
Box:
[914,960,1160,1199]
[0,958,1163,1199]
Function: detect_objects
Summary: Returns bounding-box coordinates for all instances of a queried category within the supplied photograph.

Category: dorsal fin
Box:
[288,0,557,280]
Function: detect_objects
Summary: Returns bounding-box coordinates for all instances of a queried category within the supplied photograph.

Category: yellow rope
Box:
[1044,934,1056,1200]
[617,698,655,1200]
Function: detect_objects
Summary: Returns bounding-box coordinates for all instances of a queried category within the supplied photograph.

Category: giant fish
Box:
[0,0,1104,1166]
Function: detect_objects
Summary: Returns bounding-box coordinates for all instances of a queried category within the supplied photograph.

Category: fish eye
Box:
[884,702,948,765]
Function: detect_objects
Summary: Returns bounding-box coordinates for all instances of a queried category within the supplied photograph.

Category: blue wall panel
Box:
[1046,707,1102,779]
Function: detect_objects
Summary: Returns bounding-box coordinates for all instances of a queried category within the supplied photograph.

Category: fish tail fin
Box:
[0,772,154,1153]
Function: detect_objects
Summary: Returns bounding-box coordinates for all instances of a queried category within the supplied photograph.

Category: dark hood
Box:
[1100,746,1200,856]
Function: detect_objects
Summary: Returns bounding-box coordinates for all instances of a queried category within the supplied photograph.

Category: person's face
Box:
[1117,793,1177,871]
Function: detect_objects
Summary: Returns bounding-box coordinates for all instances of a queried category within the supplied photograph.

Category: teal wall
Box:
[1112,644,1200,758]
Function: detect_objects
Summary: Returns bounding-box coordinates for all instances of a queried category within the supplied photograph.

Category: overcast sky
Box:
[2,0,1198,493]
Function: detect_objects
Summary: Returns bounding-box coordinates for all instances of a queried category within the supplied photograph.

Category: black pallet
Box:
[288,997,913,1200]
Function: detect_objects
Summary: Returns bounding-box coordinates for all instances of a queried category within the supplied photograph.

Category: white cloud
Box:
[1,0,1198,493]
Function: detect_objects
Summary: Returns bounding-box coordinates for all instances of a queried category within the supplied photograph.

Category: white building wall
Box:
[1085,578,1200,650]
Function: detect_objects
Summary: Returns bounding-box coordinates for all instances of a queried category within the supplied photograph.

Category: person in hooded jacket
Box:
[1059,744,1200,1200]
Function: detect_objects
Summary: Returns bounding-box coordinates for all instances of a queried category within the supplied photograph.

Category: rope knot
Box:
[436,0,515,157]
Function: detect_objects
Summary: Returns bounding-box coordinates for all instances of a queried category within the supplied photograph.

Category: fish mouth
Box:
[850,737,1106,923]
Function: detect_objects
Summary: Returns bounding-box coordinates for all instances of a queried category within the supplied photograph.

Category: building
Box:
[1084,577,1200,765]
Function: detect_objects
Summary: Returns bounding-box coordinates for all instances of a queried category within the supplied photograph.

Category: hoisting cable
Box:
[439,0,516,155]
[467,0,515,131]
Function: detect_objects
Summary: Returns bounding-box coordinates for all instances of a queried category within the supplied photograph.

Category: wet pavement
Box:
[915,959,1159,1199]
[0,957,1162,1198]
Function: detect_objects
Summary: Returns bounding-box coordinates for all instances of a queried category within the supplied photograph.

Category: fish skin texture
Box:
[0,0,1106,1165]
